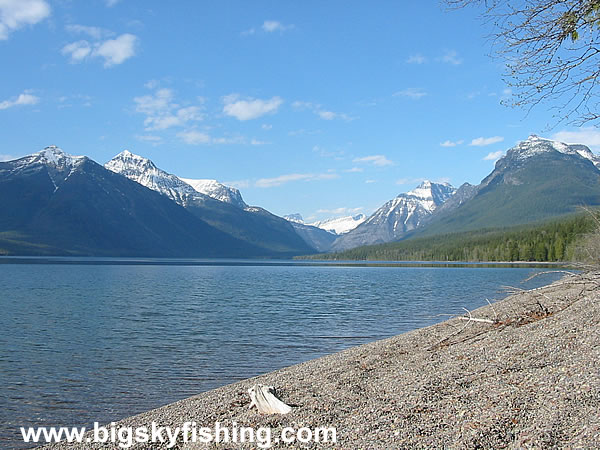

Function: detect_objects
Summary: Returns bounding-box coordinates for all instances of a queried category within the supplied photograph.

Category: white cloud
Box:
[135,134,162,143]
[62,40,92,62]
[292,100,353,121]
[551,127,600,152]
[95,33,137,67]
[256,172,339,188]
[365,179,376,184]
[292,100,313,110]
[262,20,294,33]
[440,139,464,147]
[406,54,426,64]
[0,91,40,110]
[261,123,272,130]
[134,88,204,131]
[394,88,427,100]
[470,136,504,146]
[176,130,246,146]
[483,151,504,161]
[353,155,393,167]
[62,33,137,67]
[223,95,283,121]
[345,167,363,173]
[177,130,211,145]
[106,0,121,6]
[440,50,463,65]
[65,24,110,39]
[250,139,268,146]
[318,110,336,120]
[0,0,50,40]
[225,179,250,189]
[0,154,18,161]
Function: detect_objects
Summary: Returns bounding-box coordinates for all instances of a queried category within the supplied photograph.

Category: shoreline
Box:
[44,270,600,448]
[0,255,573,269]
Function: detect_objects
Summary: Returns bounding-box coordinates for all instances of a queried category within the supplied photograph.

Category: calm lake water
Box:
[0,259,565,447]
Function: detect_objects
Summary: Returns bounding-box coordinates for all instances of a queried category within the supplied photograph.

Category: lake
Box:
[0,258,565,447]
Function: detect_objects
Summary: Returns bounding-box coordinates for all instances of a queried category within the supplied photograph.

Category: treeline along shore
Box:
[302,212,598,263]
[44,270,600,448]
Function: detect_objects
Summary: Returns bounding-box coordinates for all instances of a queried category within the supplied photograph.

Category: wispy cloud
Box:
[135,134,162,143]
[440,50,463,65]
[0,91,39,110]
[256,172,339,188]
[223,94,283,121]
[393,88,427,100]
[344,167,363,173]
[440,139,464,147]
[65,24,111,39]
[177,130,210,145]
[0,0,50,40]
[62,33,138,67]
[0,154,18,161]
[177,130,246,146]
[396,177,426,185]
[406,54,426,64]
[243,20,294,36]
[134,88,203,131]
[483,151,504,161]
[224,179,250,189]
[106,0,121,6]
[292,100,354,121]
[551,127,600,151]
[470,136,504,147]
[353,155,393,167]
[262,20,294,33]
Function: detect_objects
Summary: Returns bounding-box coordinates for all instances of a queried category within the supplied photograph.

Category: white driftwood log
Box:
[248,384,292,414]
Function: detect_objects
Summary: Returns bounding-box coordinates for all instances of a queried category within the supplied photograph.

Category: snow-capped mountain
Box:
[179,177,247,209]
[331,181,456,251]
[310,214,366,235]
[27,145,87,169]
[0,146,259,257]
[283,213,305,224]
[105,150,205,207]
[419,135,600,237]
[284,213,366,235]
[505,135,600,168]
[105,150,314,255]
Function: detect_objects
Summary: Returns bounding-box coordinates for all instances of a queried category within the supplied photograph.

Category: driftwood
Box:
[248,384,292,414]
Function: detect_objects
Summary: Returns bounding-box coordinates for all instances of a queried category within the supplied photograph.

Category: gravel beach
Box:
[43,270,600,449]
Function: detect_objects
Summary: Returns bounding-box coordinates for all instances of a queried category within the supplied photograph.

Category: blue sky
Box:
[2,0,600,222]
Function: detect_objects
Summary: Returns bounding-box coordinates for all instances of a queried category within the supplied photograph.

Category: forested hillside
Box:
[305,213,597,262]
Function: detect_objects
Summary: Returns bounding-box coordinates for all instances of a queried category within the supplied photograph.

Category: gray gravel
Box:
[43,271,600,449]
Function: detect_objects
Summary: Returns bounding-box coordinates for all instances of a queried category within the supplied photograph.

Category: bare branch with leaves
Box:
[446,0,600,127]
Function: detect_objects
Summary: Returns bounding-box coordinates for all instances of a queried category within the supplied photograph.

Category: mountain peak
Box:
[111,149,156,167]
[309,214,367,235]
[178,177,247,209]
[284,213,304,223]
[32,146,85,168]
[407,180,455,204]
[506,135,600,168]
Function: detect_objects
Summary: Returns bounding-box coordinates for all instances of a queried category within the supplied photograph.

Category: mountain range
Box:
[1,135,599,257]
[331,135,600,251]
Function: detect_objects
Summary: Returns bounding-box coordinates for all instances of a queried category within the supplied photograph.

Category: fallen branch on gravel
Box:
[429,308,494,350]
[248,384,292,414]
